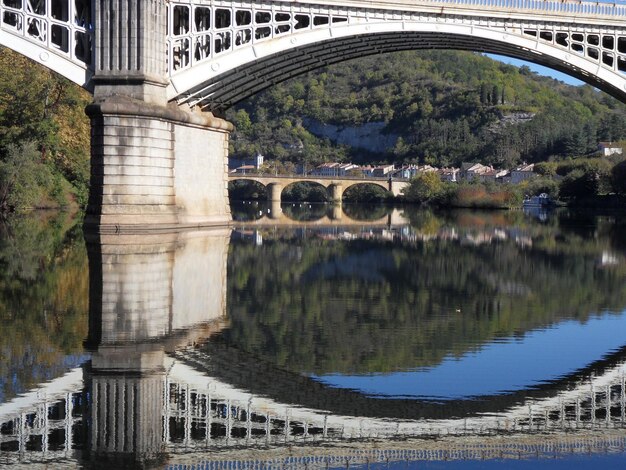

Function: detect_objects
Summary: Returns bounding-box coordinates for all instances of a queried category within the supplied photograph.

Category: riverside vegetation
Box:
[3,46,626,212]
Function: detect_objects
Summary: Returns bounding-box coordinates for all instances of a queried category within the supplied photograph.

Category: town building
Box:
[229,153,264,172]
[231,165,257,174]
[372,164,395,177]
[394,165,437,179]
[438,168,460,182]
[511,163,536,184]
[598,142,623,157]
[460,162,493,181]
[311,162,360,176]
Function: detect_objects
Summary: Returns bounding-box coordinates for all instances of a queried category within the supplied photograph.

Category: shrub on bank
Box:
[448,183,523,209]
[402,175,522,209]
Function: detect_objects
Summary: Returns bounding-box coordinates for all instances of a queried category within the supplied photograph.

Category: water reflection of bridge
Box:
[2,354,626,466]
[1,228,626,467]
[234,205,409,227]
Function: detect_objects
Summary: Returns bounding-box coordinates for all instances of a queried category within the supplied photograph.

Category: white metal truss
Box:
[0,0,93,86]
[165,0,626,110]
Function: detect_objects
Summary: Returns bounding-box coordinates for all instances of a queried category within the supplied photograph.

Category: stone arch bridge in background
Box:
[0,0,626,230]
[229,173,409,203]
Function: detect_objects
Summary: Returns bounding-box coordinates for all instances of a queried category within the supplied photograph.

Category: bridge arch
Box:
[228,178,268,200]
[282,180,331,202]
[342,181,390,199]
[167,7,626,111]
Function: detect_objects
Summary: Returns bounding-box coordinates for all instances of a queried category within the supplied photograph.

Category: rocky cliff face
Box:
[304,119,398,153]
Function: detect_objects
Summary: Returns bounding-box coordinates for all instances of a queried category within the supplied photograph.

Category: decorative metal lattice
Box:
[167,1,347,74]
[0,0,92,68]
[522,27,626,74]
[167,0,626,78]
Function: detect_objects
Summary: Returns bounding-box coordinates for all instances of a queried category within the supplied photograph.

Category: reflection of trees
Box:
[230,201,266,221]
[0,213,88,402]
[226,210,626,376]
[282,203,329,221]
[342,203,389,220]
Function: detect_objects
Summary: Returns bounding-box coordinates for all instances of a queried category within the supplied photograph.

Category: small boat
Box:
[523,193,553,207]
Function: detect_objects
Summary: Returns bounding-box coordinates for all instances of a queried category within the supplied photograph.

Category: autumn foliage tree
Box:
[0,47,91,212]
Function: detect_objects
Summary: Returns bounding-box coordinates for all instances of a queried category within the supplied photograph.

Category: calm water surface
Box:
[1,205,626,468]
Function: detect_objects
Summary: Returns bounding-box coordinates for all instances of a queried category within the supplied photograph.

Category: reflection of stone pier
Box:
[84,229,230,464]
[86,230,230,346]
[269,199,282,219]
[330,204,343,220]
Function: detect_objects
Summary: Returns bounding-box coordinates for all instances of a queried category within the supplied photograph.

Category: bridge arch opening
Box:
[282,181,330,203]
[228,179,268,201]
[343,183,390,204]
[172,26,626,111]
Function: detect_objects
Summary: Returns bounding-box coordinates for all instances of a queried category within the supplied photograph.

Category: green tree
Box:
[401,172,444,203]
[559,169,600,200]
[611,159,626,195]
[0,142,57,213]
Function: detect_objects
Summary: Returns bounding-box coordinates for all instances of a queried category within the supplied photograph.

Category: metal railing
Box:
[389,0,626,17]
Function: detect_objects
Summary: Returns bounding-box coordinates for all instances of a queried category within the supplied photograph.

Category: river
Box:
[1,204,626,468]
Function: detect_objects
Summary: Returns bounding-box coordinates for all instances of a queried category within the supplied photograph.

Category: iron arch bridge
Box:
[167,0,626,111]
[2,0,626,108]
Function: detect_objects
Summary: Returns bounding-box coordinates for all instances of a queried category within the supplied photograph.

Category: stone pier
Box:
[330,184,343,204]
[84,0,232,232]
[330,204,343,220]
[85,100,233,231]
[268,183,283,202]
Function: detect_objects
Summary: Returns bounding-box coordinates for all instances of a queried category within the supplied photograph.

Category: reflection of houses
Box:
[233,229,263,246]
[229,153,264,172]
[598,142,623,157]
[599,251,620,266]
[511,163,536,184]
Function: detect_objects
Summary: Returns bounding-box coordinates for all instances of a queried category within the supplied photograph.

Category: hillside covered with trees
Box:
[227,50,626,169]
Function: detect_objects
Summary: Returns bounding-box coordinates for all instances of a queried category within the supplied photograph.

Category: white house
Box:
[598,142,623,157]
[372,165,395,177]
[394,165,437,179]
[312,162,360,176]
